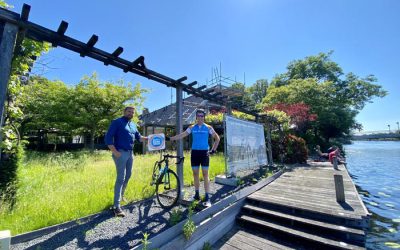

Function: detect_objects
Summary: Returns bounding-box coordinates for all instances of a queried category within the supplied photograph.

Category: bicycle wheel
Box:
[156,169,180,209]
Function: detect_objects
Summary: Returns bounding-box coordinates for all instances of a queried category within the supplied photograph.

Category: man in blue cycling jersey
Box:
[169,109,220,207]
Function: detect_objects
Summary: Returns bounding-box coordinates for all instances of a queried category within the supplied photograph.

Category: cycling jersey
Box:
[185,123,215,150]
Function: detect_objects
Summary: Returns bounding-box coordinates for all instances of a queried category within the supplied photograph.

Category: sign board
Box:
[224,115,268,176]
[147,133,166,151]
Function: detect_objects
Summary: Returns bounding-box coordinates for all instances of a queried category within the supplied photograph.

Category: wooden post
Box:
[0,22,18,159]
[333,156,338,170]
[176,85,184,199]
[334,174,345,203]
[266,121,273,166]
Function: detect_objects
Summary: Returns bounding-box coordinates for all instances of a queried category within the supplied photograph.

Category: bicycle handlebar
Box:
[162,154,185,164]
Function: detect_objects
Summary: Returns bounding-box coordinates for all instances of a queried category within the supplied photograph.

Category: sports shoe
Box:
[203,200,212,208]
[113,207,125,217]
[188,196,200,202]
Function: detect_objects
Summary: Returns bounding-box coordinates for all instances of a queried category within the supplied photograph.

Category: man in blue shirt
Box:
[169,109,220,207]
[105,106,147,217]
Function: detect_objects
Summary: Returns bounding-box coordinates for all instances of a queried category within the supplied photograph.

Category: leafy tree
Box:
[263,52,387,143]
[70,73,147,150]
[247,79,269,107]
[21,73,147,151]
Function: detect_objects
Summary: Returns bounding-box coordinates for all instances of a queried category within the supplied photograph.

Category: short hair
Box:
[124,106,135,112]
[196,108,206,115]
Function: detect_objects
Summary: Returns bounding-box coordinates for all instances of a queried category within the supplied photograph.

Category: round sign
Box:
[151,136,163,147]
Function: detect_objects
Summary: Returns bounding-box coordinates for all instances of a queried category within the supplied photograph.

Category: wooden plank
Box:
[238,215,364,250]
[261,186,360,201]
[248,194,364,219]
[250,191,365,214]
[255,188,361,205]
[242,204,365,236]
[236,230,295,250]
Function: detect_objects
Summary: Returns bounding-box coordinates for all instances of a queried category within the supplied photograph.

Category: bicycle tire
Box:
[156,169,180,209]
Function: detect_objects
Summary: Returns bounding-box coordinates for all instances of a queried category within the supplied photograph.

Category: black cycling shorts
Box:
[191,150,209,167]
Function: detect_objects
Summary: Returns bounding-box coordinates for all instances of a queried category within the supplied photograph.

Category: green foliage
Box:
[20,73,147,150]
[169,207,183,226]
[0,0,12,10]
[202,242,212,250]
[272,134,308,164]
[183,200,198,240]
[284,134,308,164]
[0,145,23,209]
[183,219,196,240]
[206,110,254,124]
[263,52,387,142]
[141,232,151,250]
[1,8,50,202]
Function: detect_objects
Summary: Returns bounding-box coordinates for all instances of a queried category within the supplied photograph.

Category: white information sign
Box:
[225,115,268,175]
[147,133,166,151]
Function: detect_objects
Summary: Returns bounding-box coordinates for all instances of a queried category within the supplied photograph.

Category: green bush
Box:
[272,134,308,164]
[284,134,308,164]
[0,145,23,208]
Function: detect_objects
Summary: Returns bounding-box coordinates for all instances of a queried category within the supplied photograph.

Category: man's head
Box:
[123,106,135,120]
[195,109,206,123]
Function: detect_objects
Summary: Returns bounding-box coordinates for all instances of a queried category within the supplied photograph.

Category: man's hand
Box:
[113,151,122,158]
[208,149,216,155]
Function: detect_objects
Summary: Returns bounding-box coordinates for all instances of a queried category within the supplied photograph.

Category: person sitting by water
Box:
[315,145,329,160]
[328,146,346,164]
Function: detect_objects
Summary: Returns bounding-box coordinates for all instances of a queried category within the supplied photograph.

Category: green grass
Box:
[0,150,226,235]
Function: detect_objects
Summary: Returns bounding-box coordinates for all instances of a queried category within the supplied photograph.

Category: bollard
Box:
[334,174,345,203]
[333,156,338,170]
[0,230,11,250]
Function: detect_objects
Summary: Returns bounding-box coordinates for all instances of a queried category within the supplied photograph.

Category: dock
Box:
[215,162,370,249]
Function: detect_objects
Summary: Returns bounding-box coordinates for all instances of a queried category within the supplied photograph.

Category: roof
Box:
[139,95,222,127]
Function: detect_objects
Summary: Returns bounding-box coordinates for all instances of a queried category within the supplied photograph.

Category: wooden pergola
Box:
[0,4,266,198]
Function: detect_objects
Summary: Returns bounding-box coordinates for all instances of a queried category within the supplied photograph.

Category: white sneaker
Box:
[203,200,211,208]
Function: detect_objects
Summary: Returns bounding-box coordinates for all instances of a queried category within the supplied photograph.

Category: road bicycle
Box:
[151,153,184,209]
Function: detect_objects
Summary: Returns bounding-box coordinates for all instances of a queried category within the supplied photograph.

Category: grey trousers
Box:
[112,150,133,208]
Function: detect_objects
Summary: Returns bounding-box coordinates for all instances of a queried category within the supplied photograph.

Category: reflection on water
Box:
[345,141,400,249]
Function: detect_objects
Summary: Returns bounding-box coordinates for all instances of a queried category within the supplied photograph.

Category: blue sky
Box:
[9,0,400,131]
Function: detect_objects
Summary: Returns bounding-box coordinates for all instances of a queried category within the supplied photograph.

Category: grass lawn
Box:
[0,150,226,235]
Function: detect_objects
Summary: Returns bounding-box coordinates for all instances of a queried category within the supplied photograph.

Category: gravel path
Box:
[11,181,237,250]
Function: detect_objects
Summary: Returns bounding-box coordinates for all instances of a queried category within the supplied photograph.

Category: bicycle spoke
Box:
[156,170,180,209]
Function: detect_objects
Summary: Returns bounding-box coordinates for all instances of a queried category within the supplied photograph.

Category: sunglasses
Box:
[196,114,205,117]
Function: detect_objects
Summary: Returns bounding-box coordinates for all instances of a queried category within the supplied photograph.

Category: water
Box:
[344,141,400,249]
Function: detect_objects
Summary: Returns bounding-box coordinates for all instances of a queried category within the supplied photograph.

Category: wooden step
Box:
[242,204,365,242]
[238,215,365,250]
[247,194,364,227]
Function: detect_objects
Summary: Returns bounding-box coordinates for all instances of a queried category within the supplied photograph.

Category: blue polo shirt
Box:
[105,117,141,150]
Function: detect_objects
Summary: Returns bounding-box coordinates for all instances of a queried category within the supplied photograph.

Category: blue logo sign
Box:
[151,136,163,147]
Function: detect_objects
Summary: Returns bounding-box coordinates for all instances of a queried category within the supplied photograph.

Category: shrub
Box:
[271,134,308,164]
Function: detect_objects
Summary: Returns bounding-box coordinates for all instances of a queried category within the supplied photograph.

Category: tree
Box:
[262,52,387,143]
[70,73,147,150]
[21,73,147,151]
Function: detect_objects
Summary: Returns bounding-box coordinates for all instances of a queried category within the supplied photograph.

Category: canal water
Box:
[345,141,400,249]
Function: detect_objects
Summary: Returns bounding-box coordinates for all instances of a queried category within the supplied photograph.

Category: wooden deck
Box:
[216,162,370,249]
[251,162,369,221]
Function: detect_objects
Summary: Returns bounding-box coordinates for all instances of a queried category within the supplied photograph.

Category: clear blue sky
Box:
[9,0,400,131]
